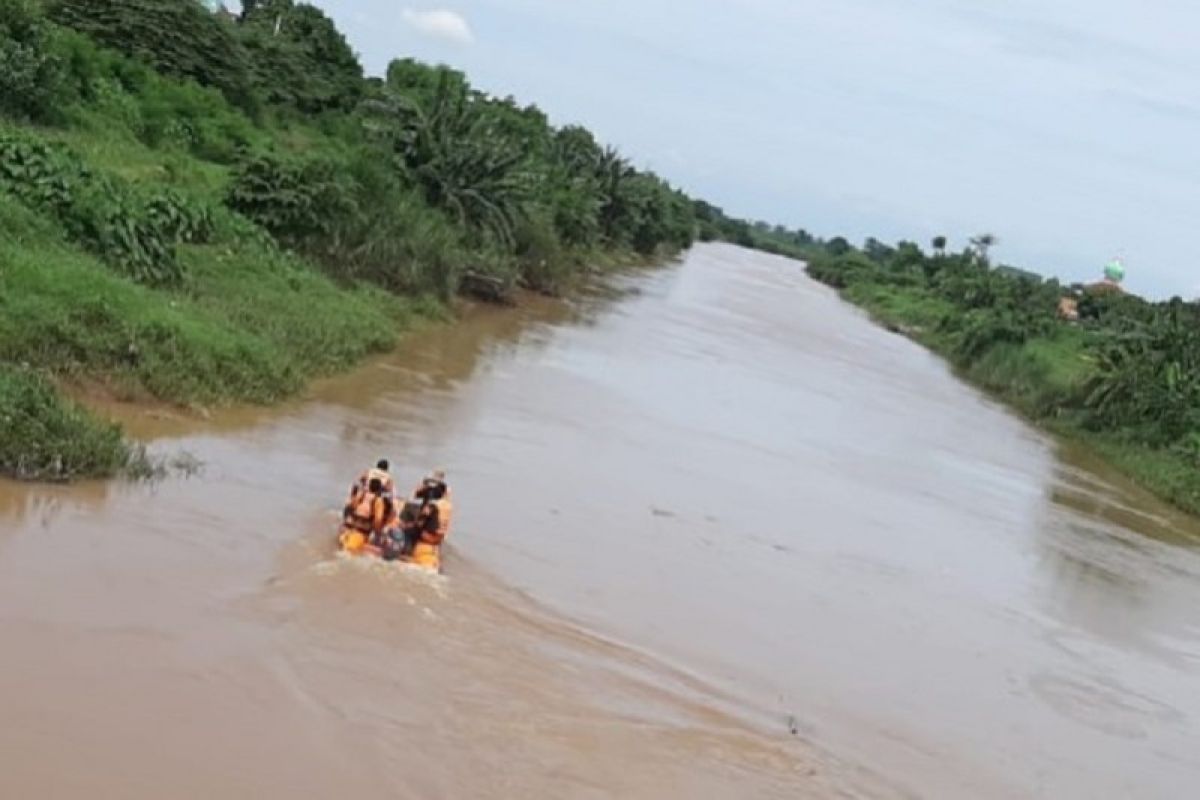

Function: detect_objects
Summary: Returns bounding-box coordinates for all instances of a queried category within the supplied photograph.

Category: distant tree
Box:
[0,0,64,122]
[826,236,851,256]
[932,235,947,255]
[385,58,468,106]
[893,241,924,271]
[362,67,532,246]
[51,0,257,112]
[594,145,635,243]
[969,233,997,265]
[544,126,604,247]
[239,0,277,20]
[238,0,363,113]
[863,236,894,264]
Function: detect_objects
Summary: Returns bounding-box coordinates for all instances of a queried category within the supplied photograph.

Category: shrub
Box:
[69,179,180,284]
[238,0,363,114]
[225,147,470,298]
[0,366,132,480]
[49,0,257,113]
[514,210,570,293]
[54,29,261,163]
[137,78,258,162]
[0,129,206,285]
[145,189,213,244]
[0,0,65,121]
[225,150,355,248]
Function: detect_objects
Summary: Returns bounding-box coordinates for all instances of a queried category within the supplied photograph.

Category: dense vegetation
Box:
[0,364,134,480]
[0,0,781,479]
[805,237,1200,515]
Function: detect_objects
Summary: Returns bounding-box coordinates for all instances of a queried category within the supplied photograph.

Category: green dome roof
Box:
[1104,259,1125,282]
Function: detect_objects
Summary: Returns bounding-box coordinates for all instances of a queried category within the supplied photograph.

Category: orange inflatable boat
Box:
[337,527,442,573]
[337,501,443,574]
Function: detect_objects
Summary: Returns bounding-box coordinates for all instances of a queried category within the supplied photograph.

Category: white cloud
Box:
[401,9,474,45]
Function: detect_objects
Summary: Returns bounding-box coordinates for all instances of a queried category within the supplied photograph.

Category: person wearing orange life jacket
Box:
[348,459,395,506]
[394,469,449,552]
[408,472,452,570]
[339,477,394,553]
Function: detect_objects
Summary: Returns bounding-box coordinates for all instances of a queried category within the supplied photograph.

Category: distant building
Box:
[995,264,1042,282]
[1057,296,1079,322]
[1084,259,1126,296]
[1084,280,1124,296]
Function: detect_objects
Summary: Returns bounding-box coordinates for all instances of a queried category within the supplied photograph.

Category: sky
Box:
[298,0,1199,298]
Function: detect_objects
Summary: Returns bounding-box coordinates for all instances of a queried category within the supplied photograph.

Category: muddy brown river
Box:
[2,243,1199,799]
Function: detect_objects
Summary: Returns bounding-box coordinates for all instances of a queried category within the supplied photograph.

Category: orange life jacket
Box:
[420,496,453,545]
[347,493,389,534]
[349,469,394,505]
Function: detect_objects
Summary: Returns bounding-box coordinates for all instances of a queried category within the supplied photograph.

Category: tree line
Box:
[1,0,803,299]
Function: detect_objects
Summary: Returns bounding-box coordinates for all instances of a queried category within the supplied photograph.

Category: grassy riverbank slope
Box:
[0,0,794,480]
[806,242,1200,516]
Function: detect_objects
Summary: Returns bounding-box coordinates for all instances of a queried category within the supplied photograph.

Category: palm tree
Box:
[969,233,997,265]
[361,70,531,246]
[595,146,635,242]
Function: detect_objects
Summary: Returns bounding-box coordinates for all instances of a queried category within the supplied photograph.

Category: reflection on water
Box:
[0,479,120,532]
[1058,438,1200,541]
[1032,462,1200,674]
[2,244,1200,799]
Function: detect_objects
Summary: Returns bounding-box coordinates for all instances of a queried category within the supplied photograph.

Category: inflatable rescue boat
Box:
[336,498,443,574]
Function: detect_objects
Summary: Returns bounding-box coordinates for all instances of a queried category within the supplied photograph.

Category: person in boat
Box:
[411,468,450,505]
[348,459,395,506]
[341,477,395,550]
[411,470,452,563]
[388,469,453,562]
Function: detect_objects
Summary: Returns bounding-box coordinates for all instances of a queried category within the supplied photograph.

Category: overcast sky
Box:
[304,0,1198,298]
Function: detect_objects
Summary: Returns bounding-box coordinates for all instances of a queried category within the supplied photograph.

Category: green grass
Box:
[0,195,424,405]
[51,123,233,203]
[1083,436,1200,518]
[0,365,135,480]
[0,166,435,480]
[836,281,1095,415]
[842,281,956,345]
[962,329,1095,417]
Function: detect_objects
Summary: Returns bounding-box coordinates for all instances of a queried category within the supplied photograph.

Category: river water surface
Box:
[2,244,1199,799]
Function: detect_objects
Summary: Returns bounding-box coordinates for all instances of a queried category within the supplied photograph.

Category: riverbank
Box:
[0,167,655,481]
[0,170,432,478]
[809,257,1200,517]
